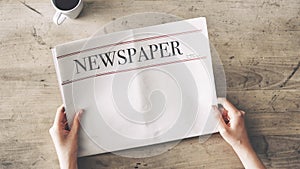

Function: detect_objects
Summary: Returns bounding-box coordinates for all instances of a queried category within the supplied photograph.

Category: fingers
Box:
[212,105,228,133]
[49,127,54,136]
[212,105,220,118]
[217,113,229,135]
[70,110,83,137]
[54,104,65,128]
[240,110,246,116]
[218,98,239,117]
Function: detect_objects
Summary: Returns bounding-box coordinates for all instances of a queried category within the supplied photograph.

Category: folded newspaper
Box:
[52,17,218,157]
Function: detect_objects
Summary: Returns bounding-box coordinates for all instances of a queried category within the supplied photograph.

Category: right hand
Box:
[215,98,266,169]
[215,98,250,148]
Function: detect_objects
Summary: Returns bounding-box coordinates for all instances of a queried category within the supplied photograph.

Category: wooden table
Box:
[1,0,299,168]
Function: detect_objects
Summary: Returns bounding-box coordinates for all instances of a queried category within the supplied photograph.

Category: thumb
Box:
[70,110,83,137]
[217,113,229,135]
[213,106,228,134]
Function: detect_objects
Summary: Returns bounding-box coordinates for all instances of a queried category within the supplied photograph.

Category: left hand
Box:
[49,104,82,169]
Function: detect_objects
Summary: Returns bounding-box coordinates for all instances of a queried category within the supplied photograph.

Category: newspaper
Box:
[51,17,218,157]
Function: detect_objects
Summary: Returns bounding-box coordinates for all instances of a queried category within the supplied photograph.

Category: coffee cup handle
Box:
[53,11,67,25]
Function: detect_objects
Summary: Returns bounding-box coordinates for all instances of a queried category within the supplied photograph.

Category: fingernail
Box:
[212,105,220,112]
[77,109,84,120]
[217,97,226,103]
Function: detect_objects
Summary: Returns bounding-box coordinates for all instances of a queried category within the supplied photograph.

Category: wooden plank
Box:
[0,0,299,169]
[78,134,300,169]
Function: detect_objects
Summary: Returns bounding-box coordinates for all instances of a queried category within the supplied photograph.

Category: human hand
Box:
[49,105,82,169]
[214,98,266,169]
[214,98,249,148]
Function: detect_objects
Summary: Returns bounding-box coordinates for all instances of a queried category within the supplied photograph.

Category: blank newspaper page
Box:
[52,17,218,157]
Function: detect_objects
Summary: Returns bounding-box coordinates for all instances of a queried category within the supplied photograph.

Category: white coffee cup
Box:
[51,0,83,25]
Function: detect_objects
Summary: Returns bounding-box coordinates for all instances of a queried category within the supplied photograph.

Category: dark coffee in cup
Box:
[54,0,79,10]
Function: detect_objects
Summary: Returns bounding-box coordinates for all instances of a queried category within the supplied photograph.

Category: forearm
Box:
[232,141,266,169]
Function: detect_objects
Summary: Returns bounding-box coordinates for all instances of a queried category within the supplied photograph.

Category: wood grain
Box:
[0,0,299,169]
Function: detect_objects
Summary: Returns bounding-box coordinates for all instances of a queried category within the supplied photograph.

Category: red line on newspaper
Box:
[56,29,202,59]
[61,56,206,85]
